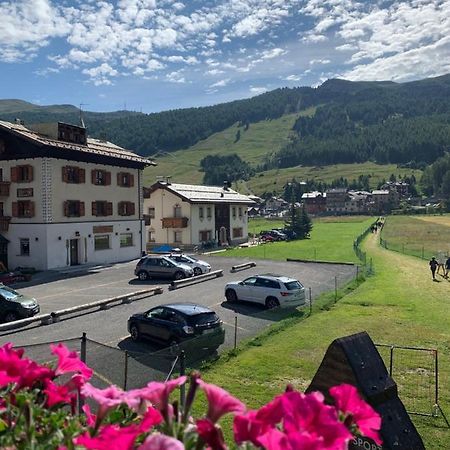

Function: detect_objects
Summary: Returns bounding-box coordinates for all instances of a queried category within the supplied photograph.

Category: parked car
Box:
[0,272,28,285]
[167,254,211,276]
[134,255,194,281]
[0,284,40,322]
[260,234,275,242]
[128,303,225,350]
[269,230,287,241]
[225,274,306,309]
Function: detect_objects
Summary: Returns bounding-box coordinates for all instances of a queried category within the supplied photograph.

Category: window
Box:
[91,169,111,186]
[207,207,212,219]
[118,201,135,216]
[63,201,85,217]
[199,207,204,219]
[0,168,3,181]
[174,231,182,243]
[20,238,30,256]
[62,166,85,184]
[120,233,133,247]
[148,207,155,218]
[238,207,243,218]
[12,201,35,218]
[233,227,243,238]
[92,201,112,217]
[232,207,236,219]
[174,205,182,218]
[148,230,155,242]
[11,165,33,183]
[117,172,134,187]
[94,235,110,251]
[199,230,212,242]
[0,202,3,217]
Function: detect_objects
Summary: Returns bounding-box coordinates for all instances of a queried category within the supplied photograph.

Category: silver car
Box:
[135,255,194,281]
[167,254,211,276]
[225,274,306,309]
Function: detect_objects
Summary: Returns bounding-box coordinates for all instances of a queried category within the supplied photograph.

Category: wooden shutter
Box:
[79,168,85,183]
[10,167,18,182]
[63,201,69,217]
[27,165,34,182]
[117,173,123,187]
[12,201,18,217]
[62,167,68,183]
[91,170,96,184]
[107,202,113,216]
[129,174,134,187]
[118,201,124,216]
[28,201,35,217]
[129,202,135,215]
[79,201,85,217]
[105,171,111,185]
[92,201,98,216]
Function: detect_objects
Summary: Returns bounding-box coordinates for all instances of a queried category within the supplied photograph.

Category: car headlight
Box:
[182,326,195,334]
[23,302,36,308]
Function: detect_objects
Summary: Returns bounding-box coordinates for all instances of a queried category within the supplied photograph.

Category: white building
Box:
[143,181,255,249]
[0,120,154,270]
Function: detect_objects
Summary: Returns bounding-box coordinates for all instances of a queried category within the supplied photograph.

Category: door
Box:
[239,276,258,301]
[70,239,79,266]
[215,204,230,244]
[0,242,8,271]
[142,307,172,341]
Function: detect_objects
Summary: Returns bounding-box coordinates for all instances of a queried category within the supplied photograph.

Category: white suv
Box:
[225,274,306,309]
[167,254,211,276]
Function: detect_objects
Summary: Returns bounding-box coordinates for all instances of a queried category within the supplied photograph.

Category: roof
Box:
[148,181,255,204]
[257,274,298,282]
[301,191,325,199]
[0,120,155,166]
[163,303,215,316]
[372,190,390,195]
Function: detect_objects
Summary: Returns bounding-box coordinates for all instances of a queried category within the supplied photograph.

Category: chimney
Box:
[223,180,229,191]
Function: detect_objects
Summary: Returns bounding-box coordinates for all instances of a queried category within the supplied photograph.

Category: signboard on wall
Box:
[93,225,113,234]
[17,188,33,197]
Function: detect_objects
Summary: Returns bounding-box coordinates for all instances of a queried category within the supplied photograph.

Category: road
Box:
[0,256,356,388]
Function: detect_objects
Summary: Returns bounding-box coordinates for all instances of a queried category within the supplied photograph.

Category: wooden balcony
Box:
[0,182,11,197]
[162,217,189,228]
[0,216,11,232]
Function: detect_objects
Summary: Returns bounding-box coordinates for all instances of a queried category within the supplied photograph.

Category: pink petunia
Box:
[138,433,185,450]
[80,383,125,422]
[51,343,93,380]
[233,410,272,446]
[330,384,382,446]
[136,407,163,433]
[44,380,76,408]
[197,379,246,423]
[196,418,227,450]
[82,404,97,427]
[74,424,140,450]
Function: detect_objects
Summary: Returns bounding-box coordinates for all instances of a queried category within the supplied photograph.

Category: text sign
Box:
[93,225,113,234]
[17,188,33,197]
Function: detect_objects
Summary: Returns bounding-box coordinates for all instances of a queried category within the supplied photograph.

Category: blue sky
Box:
[1,0,449,113]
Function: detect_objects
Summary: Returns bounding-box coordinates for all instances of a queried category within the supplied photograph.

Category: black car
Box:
[0,284,40,322]
[127,303,225,350]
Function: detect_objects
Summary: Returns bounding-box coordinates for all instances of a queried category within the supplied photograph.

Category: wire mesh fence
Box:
[379,238,450,262]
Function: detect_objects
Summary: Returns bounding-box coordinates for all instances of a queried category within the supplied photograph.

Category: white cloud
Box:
[210,78,230,88]
[283,74,302,81]
[250,86,267,95]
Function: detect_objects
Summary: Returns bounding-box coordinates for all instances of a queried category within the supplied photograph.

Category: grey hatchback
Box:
[134,255,194,281]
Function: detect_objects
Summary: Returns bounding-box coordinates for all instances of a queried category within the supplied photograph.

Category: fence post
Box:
[334,276,337,302]
[179,351,186,409]
[402,243,405,254]
[422,246,424,259]
[234,316,238,350]
[369,257,373,274]
[309,287,312,315]
[434,349,439,408]
[78,332,87,414]
[124,350,129,391]
[356,265,359,280]
[389,346,394,377]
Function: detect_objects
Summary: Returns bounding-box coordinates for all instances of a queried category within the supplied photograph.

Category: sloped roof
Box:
[148,181,255,204]
[0,120,154,166]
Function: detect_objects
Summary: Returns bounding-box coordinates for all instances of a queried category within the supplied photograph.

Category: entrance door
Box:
[0,242,8,271]
[70,239,79,265]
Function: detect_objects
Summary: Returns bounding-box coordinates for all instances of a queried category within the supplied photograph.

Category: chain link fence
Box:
[379,237,450,262]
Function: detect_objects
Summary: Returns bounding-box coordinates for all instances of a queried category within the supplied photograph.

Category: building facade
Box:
[143,181,255,249]
[0,120,154,270]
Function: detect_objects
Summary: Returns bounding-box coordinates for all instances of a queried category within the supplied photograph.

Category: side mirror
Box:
[238,281,244,286]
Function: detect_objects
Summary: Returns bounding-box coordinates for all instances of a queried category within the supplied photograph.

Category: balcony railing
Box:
[0,216,11,232]
[0,182,11,197]
[162,217,189,228]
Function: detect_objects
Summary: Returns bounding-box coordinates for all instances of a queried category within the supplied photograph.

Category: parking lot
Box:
[0,256,356,353]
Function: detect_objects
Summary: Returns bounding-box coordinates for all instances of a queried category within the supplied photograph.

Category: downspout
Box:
[138,169,143,255]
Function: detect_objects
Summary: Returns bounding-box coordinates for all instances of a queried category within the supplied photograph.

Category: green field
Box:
[222,216,374,263]
[194,216,450,449]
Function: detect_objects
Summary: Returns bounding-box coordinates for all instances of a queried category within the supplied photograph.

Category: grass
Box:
[221,216,374,263]
[380,214,450,259]
[194,218,450,449]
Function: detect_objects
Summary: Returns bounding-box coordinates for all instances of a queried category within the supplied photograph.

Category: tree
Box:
[284,198,302,239]
[298,206,313,239]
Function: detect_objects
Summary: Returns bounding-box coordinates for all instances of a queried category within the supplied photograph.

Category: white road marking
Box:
[222,321,249,332]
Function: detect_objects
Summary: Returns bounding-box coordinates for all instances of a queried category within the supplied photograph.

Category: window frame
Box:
[174,231,182,243]
[20,238,30,256]
[120,233,133,247]
[94,234,110,251]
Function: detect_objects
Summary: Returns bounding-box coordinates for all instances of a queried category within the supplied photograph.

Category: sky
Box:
[1,0,449,113]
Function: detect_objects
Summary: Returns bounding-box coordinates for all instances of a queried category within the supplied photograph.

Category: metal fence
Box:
[352,219,378,275]
[379,238,450,262]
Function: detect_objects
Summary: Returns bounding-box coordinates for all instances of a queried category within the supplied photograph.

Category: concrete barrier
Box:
[0,313,53,332]
[230,262,256,273]
[169,270,223,290]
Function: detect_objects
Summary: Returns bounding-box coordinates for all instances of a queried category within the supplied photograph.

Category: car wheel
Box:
[4,312,19,322]
[130,325,140,341]
[265,297,280,309]
[225,289,238,303]
[138,271,149,281]
[193,267,202,276]
[174,271,185,280]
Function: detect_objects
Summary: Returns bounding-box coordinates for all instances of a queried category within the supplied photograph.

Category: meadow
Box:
[196,215,450,449]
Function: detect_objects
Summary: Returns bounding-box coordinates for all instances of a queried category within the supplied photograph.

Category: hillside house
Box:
[371,189,399,213]
[325,188,348,214]
[301,191,326,215]
[143,181,255,250]
[0,120,154,270]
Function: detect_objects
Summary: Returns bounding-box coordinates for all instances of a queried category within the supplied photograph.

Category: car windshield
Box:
[187,255,198,261]
[284,280,303,290]
[189,312,219,326]
[0,286,21,300]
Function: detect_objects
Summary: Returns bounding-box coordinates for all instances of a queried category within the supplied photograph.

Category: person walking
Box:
[436,252,446,276]
[429,257,438,281]
[445,256,450,279]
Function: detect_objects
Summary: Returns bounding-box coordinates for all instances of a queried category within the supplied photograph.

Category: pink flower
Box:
[138,434,184,450]
[330,384,382,446]
[196,418,227,450]
[197,379,246,423]
[74,424,140,450]
[51,343,93,380]
[82,404,97,427]
[234,410,272,446]
[81,383,125,423]
[136,407,163,433]
[44,380,76,408]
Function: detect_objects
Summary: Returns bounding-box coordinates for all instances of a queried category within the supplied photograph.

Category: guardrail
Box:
[169,270,223,290]
[0,287,163,333]
[230,262,256,272]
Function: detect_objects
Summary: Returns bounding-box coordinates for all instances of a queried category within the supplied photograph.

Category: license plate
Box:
[203,328,215,334]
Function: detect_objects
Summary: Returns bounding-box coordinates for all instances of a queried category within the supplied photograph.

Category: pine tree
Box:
[297,206,313,239]
[284,197,301,240]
